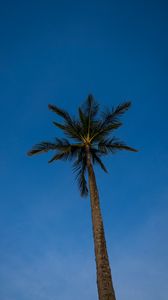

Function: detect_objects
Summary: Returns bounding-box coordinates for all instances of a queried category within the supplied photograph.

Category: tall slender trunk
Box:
[86,147,116,300]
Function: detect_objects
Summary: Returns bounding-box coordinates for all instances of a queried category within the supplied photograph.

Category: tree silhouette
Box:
[28,95,137,300]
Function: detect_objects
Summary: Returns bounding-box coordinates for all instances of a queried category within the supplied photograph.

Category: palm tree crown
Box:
[28,94,137,196]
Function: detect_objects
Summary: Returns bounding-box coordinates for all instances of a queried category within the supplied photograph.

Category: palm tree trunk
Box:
[86,149,116,300]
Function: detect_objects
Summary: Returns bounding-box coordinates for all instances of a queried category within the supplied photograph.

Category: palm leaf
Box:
[98,138,138,154]
[79,95,99,139]
[48,139,83,163]
[89,102,131,143]
[100,101,131,129]
[48,152,68,163]
[78,107,88,136]
[82,94,99,118]
[91,149,108,173]
[49,104,83,141]
[62,122,83,141]
[27,142,57,156]
[48,104,71,122]
[76,163,88,197]
[53,121,66,130]
[73,149,88,197]
[90,121,122,143]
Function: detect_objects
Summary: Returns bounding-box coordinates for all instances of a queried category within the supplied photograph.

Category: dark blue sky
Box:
[0,1,168,299]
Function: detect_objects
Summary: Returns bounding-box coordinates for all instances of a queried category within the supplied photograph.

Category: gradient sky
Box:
[0,0,168,299]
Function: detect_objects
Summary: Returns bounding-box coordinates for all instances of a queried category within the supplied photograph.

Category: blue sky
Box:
[0,0,168,299]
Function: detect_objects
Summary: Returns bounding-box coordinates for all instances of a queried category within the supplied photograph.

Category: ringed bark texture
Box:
[87,155,116,300]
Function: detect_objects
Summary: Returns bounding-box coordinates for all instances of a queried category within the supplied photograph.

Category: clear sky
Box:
[0,0,168,299]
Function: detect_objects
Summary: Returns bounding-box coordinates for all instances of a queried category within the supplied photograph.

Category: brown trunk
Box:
[86,147,116,300]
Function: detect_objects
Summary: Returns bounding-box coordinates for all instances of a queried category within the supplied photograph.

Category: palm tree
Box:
[27,95,137,300]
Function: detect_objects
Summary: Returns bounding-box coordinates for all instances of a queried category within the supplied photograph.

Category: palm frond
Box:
[79,95,99,138]
[76,163,88,197]
[91,149,108,173]
[73,150,88,197]
[48,104,71,122]
[52,121,66,130]
[62,122,83,141]
[78,107,86,124]
[90,102,131,142]
[49,104,83,141]
[112,101,131,116]
[27,142,57,156]
[48,139,83,163]
[78,107,88,136]
[98,138,138,154]
[90,121,122,143]
[48,152,68,163]
[101,101,131,127]
[80,94,99,117]
[86,94,99,118]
